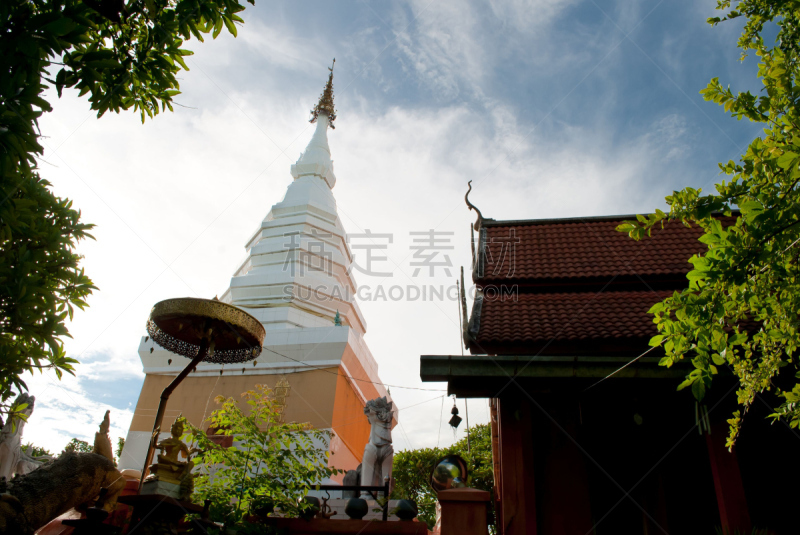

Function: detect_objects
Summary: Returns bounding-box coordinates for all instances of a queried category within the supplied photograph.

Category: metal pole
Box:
[382,477,389,521]
[457,279,463,356]
[457,275,471,454]
[465,399,471,454]
[138,337,209,492]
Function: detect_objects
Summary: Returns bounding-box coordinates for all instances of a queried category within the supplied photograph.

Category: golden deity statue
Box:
[147,417,191,485]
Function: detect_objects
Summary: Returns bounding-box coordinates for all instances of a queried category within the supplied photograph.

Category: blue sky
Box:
[247,0,761,174]
[22,0,769,452]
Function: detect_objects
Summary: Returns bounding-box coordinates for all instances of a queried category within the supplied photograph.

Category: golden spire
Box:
[310,58,337,129]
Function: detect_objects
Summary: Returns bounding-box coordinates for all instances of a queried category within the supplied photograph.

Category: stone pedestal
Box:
[435,488,490,535]
[140,478,183,499]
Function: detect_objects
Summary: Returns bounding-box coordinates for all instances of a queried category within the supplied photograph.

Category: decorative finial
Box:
[334,310,342,326]
[465,180,484,231]
[310,58,337,129]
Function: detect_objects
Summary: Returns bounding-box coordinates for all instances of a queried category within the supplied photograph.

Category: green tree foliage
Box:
[0,0,252,420]
[184,385,340,530]
[115,436,125,460]
[0,173,94,420]
[22,442,53,458]
[618,1,800,447]
[62,437,92,453]
[391,423,494,529]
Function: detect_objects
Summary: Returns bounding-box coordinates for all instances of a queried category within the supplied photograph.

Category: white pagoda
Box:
[120,64,393,479]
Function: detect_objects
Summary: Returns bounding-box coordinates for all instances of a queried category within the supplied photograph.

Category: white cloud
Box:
[487,0,577,32]
[238,19,326,72]
[392,1,487,100]
[21,372,134,455]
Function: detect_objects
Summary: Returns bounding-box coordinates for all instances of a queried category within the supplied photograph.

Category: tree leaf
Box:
[691,379,706,401]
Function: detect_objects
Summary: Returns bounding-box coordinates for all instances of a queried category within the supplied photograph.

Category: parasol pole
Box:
[138,336,210,492]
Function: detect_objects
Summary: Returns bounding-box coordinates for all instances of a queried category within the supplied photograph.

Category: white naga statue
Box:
[0,393,51,480]
[360,397,394,493]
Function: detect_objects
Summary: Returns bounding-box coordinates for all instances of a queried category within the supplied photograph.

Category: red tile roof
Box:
[471,290,672,356]
[467,214,735,356]
[476,216,731,283]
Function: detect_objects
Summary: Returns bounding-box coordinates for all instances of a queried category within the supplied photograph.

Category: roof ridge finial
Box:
[465,180,484,231]
[310,58,336,129]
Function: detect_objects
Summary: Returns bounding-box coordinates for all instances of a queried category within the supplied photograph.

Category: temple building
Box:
[120,66,394,479]
[421,209,800,534]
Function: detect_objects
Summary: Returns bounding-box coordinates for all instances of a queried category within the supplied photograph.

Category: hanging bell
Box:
[150,347,154,353]
[168,359,172,365]
[449,405,462,429]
